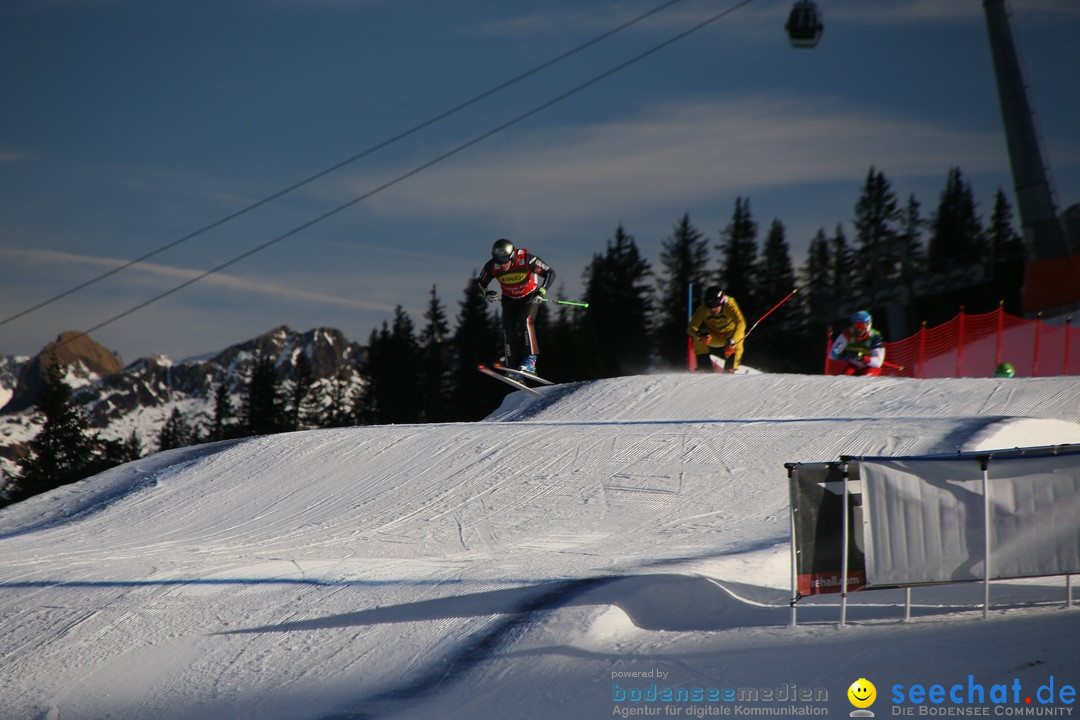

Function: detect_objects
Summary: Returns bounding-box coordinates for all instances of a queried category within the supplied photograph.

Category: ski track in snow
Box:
[1,373,1079,719]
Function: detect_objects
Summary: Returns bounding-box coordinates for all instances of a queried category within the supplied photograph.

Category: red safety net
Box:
[824,305,1080,378]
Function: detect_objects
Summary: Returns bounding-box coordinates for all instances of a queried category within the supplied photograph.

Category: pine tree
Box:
[897,193,927,295]
[717,197,759,315]
[538,285,585,383]
[799,228,836,369]
[285,351,320,431]
[323,369,356,428]
[354,323,390,425]
[801,228,833,322]
[208,382,237,441]
[112,430,144,464]
[580,224,654,377]
[753,219,801,370]
[988,188,1026,312]
[927,167,987,277]
[389,306,423,424]
[158,407,195,451]
[448,276,505,420]
[852,166,903,296]
[418,285,451,423]
[6,359,100,503]
[355,306,422,425]
[242,350,284,436]
[831,224,857,315]
[655,213,710,368]
[757,219,798,308]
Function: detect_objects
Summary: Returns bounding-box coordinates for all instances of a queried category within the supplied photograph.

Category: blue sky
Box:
[1,0,1078,363]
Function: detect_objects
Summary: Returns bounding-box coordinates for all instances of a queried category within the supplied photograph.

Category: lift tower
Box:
[982,0,1080,311]
[982,0,1069,260]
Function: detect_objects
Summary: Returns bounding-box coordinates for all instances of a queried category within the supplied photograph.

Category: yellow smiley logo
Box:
[848,678,877,709]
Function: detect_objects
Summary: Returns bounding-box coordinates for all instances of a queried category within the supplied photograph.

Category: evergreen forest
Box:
[2,165,1029,507]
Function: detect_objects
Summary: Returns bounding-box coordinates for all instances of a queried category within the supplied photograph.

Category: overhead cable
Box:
[0,0,690,330]
[69,0,760,344]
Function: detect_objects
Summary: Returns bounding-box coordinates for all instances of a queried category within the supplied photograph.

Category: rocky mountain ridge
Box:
[0,326,366,475]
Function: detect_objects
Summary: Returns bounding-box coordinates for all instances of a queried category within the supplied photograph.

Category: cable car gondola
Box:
[786,0,823,48]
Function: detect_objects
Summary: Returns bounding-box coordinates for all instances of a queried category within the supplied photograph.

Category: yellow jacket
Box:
[687,296,748,366]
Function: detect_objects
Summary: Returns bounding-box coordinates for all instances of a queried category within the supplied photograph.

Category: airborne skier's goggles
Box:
[853,322,869,335]
[494,254,512,265]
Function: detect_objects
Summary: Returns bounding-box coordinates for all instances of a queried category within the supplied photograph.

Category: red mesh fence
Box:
[824,305,1080,378]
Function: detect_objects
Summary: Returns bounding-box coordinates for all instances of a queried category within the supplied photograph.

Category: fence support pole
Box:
[840,461,850,628]
[1065,316,1073,375]
[790,492,799,627]
[957,306,966,377]
[686,284,694,371]
[1033,312,1043,377]
[824,328,833,374]
[981,455,991,619]
[995,301,1005,369]
[918,321,927,378]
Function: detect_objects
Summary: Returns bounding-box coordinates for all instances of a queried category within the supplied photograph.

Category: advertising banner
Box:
[788,462,866,597]
[860,452,1080,586]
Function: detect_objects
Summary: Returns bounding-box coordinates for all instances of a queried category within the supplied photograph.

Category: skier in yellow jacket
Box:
[687,285,747,373]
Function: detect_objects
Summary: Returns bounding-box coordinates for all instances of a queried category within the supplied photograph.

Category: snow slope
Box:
[1,373,1079,720]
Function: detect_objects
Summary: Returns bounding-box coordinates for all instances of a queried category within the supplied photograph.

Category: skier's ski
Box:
[492,363,554,386]
[477,364,543,397]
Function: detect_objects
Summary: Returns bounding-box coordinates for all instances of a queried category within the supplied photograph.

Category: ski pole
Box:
[541,297,589,308]
[851,347,905,372]
[735,288,799,345]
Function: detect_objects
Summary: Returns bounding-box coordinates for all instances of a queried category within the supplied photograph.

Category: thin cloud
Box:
[0,248,393,313]
[0,147,31,163]
[350,94,1004,227]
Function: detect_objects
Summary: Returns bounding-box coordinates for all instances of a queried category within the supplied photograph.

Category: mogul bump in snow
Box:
[687,285,747,373]
[477,238,556,375]
[829,310,885,376]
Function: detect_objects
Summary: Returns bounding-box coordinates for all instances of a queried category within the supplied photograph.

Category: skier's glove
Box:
[484,290,499,303]
[723,342,736,358]
[531,287,547,304]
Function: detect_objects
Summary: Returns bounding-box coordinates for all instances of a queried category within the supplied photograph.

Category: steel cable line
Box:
[0,0,690,331]
[67,0,760,344]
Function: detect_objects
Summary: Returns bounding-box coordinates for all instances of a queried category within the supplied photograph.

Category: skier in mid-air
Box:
[476,238,555,376]
[829,310,885,376]
[687,285,747,373]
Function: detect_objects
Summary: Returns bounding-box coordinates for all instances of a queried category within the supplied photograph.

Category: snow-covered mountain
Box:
[0,353,28,412]
[1,372,1078,720]
[0,326,365,477]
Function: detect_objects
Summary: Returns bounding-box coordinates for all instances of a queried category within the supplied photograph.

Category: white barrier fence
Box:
[787,446,1080,625]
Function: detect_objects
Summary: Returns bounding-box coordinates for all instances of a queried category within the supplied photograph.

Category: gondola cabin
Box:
[786,0,823,48]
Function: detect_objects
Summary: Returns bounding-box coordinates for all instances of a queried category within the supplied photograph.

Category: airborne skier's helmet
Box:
[995,362,1015,378]
[703,285,726,310]
[491,239,515,265]
[851,310,872,340]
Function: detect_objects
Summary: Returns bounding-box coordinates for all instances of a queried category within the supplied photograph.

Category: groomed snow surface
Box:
[2,373,1079,720]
